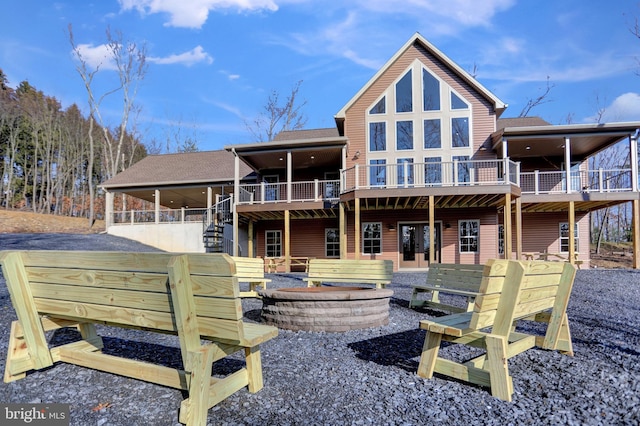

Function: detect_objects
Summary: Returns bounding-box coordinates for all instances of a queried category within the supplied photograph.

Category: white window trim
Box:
[362,222,383,255]
[559,222,579,253]
[458,219,479,253]
[325,228,340,258]
[265,229,282,257]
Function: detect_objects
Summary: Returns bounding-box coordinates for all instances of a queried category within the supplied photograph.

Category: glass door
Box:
[398,222,441,269]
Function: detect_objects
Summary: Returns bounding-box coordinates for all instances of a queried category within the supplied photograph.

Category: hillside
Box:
[0,209,105,234]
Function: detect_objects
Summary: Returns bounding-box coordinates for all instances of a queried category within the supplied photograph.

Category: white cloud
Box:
[148,45,213,66]
[118,0,279,28]
[584,92,640,123]
[73,43,118,71]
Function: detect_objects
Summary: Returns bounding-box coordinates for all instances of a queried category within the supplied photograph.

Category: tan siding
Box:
[343,41,497,171]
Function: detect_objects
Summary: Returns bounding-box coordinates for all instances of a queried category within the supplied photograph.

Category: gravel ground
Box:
[0,233,639,425]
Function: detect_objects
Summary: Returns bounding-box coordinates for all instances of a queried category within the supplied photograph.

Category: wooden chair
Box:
[417,259,576,401]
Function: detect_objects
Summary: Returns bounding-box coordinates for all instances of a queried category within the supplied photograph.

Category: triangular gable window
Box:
[370,97,386,114]
[451,92,468,110]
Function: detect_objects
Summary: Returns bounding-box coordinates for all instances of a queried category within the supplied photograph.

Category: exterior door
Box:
[398,223,441,269]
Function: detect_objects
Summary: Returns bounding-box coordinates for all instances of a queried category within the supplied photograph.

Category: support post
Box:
[429,195,435,264]
[568,201,575,265]
[284,210,290,272]
[354,199,360,260]
[339,202,347,258]
[633,199,640,269]
[515,197,522,260]
[503,194,512,259]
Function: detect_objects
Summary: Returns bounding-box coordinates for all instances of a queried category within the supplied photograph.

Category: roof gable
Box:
[335,32,507,124]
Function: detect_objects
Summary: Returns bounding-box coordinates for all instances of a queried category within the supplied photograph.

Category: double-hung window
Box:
[362,222,382,254]
[459,220,479,253]
[559,222,579,252]
[265,230,281,257]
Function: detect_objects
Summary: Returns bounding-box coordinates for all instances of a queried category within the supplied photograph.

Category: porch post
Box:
[339,202,347,258]
[105,190,113,228]
[630,132,639,192]
[503,194,512,259]
[502,138,508,159]
[233,150,240,256]
[354,199,360,260]
[206,187,213,225]
[154,189,160,224]
[564,137,572,193]
[633,199,640,269]
[568,201,576,265]
[515,196,522,260]
[284,210,291,272]
[429,195,435,264]
[248,220,254,258]
[286,150,292,203]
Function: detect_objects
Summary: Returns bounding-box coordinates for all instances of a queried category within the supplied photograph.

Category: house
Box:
[100,33,640,270]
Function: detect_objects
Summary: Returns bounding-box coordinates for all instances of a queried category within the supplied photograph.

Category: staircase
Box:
[202,195,233,254]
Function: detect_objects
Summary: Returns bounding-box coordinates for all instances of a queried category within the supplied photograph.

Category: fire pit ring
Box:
[258,286,394,332]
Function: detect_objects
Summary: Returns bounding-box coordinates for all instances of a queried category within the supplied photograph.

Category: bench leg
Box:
[245,346,264,393]
[417,331,442,378]
[182,346,215,426]
[485,335,513,402]
[4,321,28,383]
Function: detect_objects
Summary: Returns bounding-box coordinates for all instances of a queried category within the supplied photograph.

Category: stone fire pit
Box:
[258,286,394,332]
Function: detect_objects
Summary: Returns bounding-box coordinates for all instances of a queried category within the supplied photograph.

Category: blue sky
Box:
[2,0,639,152]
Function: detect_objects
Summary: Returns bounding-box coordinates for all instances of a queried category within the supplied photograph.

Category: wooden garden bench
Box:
[409,263,485,312]
[417,259,576,402]
[302,258,394,289]
[231,256,271,298]
[0,250,278,426]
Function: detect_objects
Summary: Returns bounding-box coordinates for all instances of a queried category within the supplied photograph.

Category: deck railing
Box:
[520,169,633,194]
[110,207,207,224]
[237,179,340,204]
[341,159,519,192]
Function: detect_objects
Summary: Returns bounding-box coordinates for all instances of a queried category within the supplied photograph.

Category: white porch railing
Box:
[238,179,340,204]
[341,159,519,191]
[110,208,207,224]
[520,169,633,194]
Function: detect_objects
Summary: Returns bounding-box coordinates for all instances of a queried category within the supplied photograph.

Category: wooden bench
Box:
[302,259,393,289]
[265,257,312,273]
[0,250,278,426]
[523,251,583,269]
[417,259,576,402]
[409,263,485,312]
[231,256,271,298]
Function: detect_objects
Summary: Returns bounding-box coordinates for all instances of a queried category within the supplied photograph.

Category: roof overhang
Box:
[225,137,348,172]
[492,122,640,161]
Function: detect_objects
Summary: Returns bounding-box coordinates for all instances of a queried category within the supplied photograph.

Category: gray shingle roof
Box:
[497,117,551,130]
[273,128,339,141]
[100,150,253,188]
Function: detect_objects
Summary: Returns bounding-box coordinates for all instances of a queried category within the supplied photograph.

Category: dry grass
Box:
[0,209,105,234]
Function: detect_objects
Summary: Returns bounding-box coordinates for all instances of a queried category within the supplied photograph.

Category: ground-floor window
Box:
[459,219,479,253]
[362,222,382,254]
[559,222,579,252]
[498,224,504,256]
[265,230,282,257]
[325,228,340,257]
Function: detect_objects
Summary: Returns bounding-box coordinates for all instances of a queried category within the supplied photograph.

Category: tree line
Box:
[0,69,146,219]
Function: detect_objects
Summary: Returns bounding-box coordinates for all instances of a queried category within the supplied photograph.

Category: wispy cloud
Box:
[118,0,279,28]
[73,43,118,71]
[583,92,640,123]
[148,46,213,66]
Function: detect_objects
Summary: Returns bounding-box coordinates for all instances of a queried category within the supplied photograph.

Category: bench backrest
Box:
[469,259,576,335]
[427,263,485,292]
[307,258,393,281]
[0,251,246,343]
[231,256,266,278]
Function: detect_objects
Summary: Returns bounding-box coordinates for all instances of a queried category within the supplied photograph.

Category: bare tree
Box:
[518,76,554,117]
[68,24,148,226]
[246,80,308,142]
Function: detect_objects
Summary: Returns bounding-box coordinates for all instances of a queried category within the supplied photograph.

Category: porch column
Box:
[503,194,512,259]
[233,150,240,256]
[633,199,640,269]
[630,132,639,192]
[284,210,291,272]
[248,220,254,258]
[515,196,522,260]
[287,150,292,203]
[339,202,347,258]
[354,199,361,260]
[564,137,572,193]
[568,201,576,265]
[429,195,435,264]
[154,189,160,224]
[105,190,113,228]
[502,138,508,159]
[206,187,213,225]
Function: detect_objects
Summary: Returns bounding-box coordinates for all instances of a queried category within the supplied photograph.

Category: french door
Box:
[398,222,441,269]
